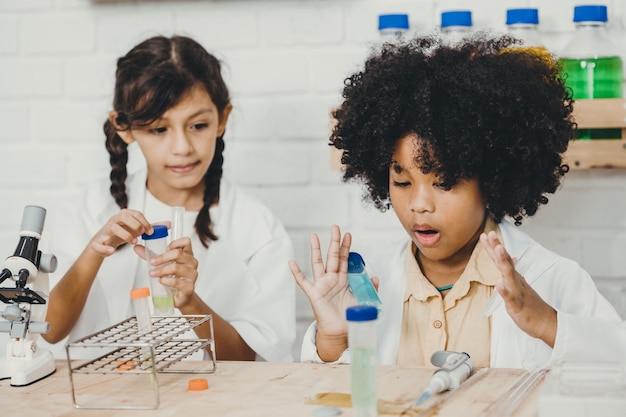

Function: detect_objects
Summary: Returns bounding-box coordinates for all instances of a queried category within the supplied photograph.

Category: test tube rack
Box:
[65,314,215,409]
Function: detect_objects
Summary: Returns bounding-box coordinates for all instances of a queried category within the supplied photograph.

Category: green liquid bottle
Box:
[558,5,623,140]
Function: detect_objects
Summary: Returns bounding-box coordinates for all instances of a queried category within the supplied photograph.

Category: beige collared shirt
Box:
[396,218,502,368]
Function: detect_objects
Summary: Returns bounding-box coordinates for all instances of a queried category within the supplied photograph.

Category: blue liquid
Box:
[348,272,382,310]
[351,346,377,417]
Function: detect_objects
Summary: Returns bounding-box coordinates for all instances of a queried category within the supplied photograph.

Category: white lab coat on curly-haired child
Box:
[300,221,624,368]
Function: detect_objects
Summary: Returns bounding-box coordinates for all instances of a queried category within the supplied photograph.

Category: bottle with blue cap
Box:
[440,10,472,44]
[506,8,541,48]
[347,305,378,417]
[142,225,175,315]
[348,252,382,312]
[378,13,409,40]
[558,4,623,139]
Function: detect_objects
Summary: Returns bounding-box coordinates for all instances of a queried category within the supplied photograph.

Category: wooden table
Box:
[0,360,544,417]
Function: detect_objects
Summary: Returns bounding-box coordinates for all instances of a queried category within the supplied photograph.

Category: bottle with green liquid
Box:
[558,5,623,140]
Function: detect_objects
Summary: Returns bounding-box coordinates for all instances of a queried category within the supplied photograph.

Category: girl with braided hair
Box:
[42,35,295,362]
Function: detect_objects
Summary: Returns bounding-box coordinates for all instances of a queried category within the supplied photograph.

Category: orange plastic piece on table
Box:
[116,360,136,371]
[188,378,209,391]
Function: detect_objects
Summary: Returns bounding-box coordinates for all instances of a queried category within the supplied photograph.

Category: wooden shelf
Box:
[329,98,626,170]
[566,98,626,169]
[564,139,626,169]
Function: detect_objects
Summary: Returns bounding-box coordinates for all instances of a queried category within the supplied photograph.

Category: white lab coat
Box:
[40,170,296,362]
[301,220,624,368]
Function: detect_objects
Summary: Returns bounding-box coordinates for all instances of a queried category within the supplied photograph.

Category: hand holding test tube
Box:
[141,208,185,316]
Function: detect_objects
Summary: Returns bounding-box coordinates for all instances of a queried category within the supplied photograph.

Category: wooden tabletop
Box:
[0,360,544,417]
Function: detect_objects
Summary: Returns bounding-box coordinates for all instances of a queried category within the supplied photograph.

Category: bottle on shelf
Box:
[378,13,409,41]
[506,8,541,48]
[440,10,472,45]
[558,4,623,140]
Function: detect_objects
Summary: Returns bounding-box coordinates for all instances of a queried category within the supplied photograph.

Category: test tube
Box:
[131,287,152,333]
[130,287,154,371]
[171,206,185,241]
[142,226,175,315]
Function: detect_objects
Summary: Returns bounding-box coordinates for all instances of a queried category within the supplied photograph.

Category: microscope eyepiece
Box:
[20,205,46,237]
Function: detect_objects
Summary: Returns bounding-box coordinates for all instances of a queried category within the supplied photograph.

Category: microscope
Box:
[0,205,57,386]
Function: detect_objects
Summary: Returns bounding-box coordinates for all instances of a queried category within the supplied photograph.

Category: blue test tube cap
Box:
[347,252,366,274]
[441,10,472,28]
[506,8,539,25]
[142,224,168,240]
[346,305,378,322]
[378,13,410,30]
[573,5,608,23]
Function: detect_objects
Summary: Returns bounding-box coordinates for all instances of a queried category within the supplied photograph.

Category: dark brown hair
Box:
[332,33,574,225]
[104,35,230,247]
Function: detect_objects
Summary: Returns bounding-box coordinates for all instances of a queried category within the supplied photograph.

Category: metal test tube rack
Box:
[65,314,216,409]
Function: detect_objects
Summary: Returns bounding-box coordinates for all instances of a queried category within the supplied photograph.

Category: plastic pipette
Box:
[413,351,474,408]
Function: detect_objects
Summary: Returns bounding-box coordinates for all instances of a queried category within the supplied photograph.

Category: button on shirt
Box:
[396,218,502,368]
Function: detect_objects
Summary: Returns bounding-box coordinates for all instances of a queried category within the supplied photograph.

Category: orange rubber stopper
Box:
[131,287,150,300]
[188,378,209,391]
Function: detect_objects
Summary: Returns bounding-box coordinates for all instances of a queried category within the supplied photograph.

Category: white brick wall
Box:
[1,0,626,361]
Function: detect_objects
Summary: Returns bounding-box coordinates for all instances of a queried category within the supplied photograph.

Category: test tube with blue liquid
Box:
[348,252,382,313]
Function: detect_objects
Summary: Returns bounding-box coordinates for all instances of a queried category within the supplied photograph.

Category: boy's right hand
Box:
[89,209,153,257]
[288,224,356,362]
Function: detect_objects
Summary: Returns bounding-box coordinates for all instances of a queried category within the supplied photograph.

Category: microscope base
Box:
[0,343,55,386]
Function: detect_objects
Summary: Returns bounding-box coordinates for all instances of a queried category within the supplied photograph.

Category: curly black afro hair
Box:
[331,33,574,225]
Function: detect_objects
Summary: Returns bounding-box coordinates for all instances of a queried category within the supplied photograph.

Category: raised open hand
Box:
[480,231,557,347]
[288,225,358,361]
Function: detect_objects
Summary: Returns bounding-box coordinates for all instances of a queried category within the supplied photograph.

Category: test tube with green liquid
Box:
[142,225,175,315]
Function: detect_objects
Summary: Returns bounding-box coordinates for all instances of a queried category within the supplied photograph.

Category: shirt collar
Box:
[403,217,502,302]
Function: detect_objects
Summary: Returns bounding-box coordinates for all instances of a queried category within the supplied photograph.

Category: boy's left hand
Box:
[480,231,557,348]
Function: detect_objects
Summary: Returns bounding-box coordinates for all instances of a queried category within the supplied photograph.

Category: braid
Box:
[104,119,129,209]
[195,136,224,247]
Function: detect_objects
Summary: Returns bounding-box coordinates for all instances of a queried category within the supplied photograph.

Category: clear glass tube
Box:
[131,287,152,333]
[171,206,185,241]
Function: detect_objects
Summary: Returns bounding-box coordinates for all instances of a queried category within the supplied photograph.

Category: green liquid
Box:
[351,346,377,417]
[559,56,623,139]
[152,296,174,315]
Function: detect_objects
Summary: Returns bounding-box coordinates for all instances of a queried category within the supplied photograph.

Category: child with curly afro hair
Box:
[290,34,624,369]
